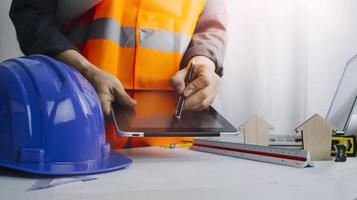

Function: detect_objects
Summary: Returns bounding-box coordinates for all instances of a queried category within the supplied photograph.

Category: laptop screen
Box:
[344,96,357,135]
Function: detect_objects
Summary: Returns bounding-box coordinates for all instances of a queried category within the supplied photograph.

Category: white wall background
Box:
[215,0,357,134]
[1,0,357,134]
[0,0,22,61]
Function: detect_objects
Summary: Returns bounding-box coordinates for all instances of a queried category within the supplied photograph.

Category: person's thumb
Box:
[170,68,188,94]
[113,87,137,107]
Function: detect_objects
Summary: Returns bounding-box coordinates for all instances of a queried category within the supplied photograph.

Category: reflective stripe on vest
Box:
[74,0,206,90]
[88,18,192,53]
[88,18,136,47]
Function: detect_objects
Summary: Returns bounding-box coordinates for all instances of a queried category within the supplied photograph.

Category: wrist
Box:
[56,49,99,78]
[191,55,216,72]
[79,62,99,79]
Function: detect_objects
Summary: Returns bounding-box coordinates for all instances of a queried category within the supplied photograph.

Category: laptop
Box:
[269,95,357,146]
[344,96,357,135]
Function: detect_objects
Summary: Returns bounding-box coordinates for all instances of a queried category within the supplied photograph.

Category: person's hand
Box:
[170,56,221,111]
[55,50,136,117]
[85,67,137,117]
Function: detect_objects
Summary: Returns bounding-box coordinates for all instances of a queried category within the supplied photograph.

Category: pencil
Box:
[175,62,195,119]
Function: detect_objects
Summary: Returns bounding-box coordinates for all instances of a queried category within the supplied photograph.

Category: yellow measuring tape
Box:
[331,135,356,157]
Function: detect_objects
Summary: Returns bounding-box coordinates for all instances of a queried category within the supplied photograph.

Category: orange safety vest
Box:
[65,0,206,148]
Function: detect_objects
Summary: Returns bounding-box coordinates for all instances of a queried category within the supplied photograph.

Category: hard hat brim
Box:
[0,152,132,175]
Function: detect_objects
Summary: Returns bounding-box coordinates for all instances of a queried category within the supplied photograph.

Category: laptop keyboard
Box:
[269,134,302,143]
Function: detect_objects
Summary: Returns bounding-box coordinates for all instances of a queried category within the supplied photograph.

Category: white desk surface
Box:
[0,147,357,200]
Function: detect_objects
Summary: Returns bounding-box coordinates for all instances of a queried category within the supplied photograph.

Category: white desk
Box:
[0,147,357,200]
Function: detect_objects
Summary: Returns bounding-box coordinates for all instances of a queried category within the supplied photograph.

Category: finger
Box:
[112,86,137,107]
[189,88,217,111]
[184,84,216,111]
[98,93,114,117]
[170,68,188,94]
[183,75,211,97]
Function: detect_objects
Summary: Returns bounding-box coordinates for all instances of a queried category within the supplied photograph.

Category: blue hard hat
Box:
[0,55,132,175]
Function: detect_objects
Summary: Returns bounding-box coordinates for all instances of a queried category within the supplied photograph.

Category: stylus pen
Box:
[175,62,195,119]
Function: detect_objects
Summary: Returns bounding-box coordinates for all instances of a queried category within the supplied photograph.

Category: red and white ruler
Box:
[191,137,314,168]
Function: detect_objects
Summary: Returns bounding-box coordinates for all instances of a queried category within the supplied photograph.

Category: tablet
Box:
[111,90,238,137]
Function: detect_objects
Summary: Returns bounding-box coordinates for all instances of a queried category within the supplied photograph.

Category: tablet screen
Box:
[112,90,237,136]
[128,111,224,129]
